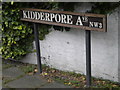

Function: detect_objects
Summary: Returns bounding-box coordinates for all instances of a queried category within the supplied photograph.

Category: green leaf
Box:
[18,25,23,30]
[11,1,14,5]
[22,30,26,33]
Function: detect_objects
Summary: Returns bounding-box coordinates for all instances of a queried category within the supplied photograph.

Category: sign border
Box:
[20,8,107,32]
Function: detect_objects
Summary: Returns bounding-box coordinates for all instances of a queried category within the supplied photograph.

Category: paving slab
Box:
[2,67,25,84]
[3,67,24,78]
[6,75,48,88]
[40,81,71,88]
[2,60,72,88]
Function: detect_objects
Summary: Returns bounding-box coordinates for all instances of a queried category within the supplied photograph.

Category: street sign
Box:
[20,8,107,32]
[20,8,107,87]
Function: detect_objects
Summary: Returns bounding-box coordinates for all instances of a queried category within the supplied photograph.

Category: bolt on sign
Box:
[20,8,107,32]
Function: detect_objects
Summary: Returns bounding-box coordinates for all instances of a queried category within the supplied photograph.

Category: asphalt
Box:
[2,60,71,89]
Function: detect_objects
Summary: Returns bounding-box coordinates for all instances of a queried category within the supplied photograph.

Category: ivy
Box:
[90,2,120,14]
[1,2,59,60]
[38,24,52,40]
[1,2,120,60]
[2,3,33,59]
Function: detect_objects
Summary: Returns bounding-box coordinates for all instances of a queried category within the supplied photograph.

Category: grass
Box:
[3,78,15,85]
[39,64,120,88]
[2,63,13,69]
[20,64,37,74]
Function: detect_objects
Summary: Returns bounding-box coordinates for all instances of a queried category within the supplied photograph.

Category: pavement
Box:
[2,60,71,89]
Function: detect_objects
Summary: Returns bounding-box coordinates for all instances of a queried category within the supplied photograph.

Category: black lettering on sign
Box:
[20,8,107,32]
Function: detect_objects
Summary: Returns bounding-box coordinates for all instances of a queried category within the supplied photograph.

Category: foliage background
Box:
[1,2,120,60]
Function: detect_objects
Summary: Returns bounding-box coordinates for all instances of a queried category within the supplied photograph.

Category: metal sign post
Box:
[86,30,91,87]
[20,8,107,87]
[33,23,42,73]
